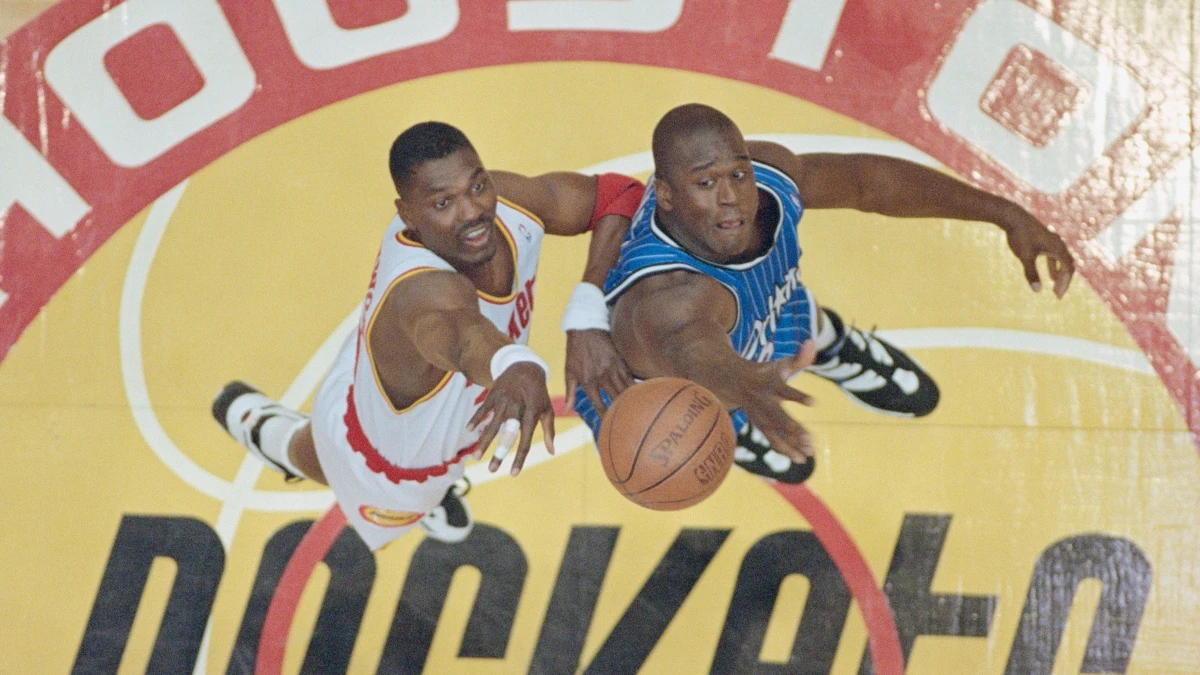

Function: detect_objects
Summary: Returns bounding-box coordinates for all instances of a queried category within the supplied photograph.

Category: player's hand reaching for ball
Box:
[1001,207,1075,298]
[731,340,818,464]
[469,362,556,476]
[564,329,634,415]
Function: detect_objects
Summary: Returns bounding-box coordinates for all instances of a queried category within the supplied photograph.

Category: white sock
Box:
[813,309,838,352]
[258,415,309,479]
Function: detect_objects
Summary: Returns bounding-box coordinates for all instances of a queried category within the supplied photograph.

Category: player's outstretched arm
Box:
[494,170,645,412]
[612,270,817,462]
[388,270,555,475]
[747,140,1075,298]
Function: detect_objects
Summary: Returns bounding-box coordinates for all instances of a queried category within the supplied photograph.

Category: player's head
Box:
[389,122,500,268]
[651,104,759,264]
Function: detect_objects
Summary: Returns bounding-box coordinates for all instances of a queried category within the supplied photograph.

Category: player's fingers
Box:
[614,365,635,392]
[779,383,815,407]
[604,372,630,404]
[781,418,814,460]
[585,384,608,416]
[1052,252,1075,298]
[540,407,556,456]
[509,414,538,476]
[762,425,810,464]
[488,417,520,473]
[793,424,815,459]
[467,401,494,432]
[563,375,577,411]
[1021,254,1042,292]
[478,412,508,471]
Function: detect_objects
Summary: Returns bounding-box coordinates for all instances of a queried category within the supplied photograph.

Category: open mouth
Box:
[459,219,492,246]
[717,218,744,230]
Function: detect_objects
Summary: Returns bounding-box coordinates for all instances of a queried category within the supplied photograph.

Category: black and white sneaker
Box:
[212,380,306,482]
[419,478,474,543]
[734,422,816,484]
[806,309,939,417]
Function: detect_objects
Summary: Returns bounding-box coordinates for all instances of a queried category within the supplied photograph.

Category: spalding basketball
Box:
[598,378,737,510]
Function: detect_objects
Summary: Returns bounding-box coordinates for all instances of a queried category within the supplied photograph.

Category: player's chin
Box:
[710,223,751,249]
[457,237,498,264]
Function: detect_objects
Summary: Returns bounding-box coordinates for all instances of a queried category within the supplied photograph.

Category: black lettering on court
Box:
[1005,534,1151,675]
[529,526,621,675]
[227,520,374,675]
[583,528,730,674]
[712,530,852,674]
[380,524,527,674]
[859,514,997,674]
[73,515,224,675]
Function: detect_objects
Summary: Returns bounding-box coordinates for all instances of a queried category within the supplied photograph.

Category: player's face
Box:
[657,127,759,263]
[395,148,499,268]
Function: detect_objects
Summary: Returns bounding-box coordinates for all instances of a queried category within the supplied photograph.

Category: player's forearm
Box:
[652,331,757,409]
[580,214,629,287]
[412,311,512,387]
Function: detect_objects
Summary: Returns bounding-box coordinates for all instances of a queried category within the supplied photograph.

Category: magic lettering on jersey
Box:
[742,266,804,363]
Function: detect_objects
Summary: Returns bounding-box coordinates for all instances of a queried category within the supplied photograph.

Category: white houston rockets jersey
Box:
[338,197,544,483]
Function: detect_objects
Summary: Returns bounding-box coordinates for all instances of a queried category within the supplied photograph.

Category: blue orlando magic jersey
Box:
[575,160,814,437]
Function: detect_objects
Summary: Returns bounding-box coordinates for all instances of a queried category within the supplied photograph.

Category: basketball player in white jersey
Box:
[213,122,643,550]
[582,104,1074,480]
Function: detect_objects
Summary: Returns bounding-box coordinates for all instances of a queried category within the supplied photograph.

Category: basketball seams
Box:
[613,382,695,484]
[626,410,722,497]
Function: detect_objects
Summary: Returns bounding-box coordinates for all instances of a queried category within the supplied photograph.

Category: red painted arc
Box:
[256,504,347,675]
[773,482,905,675]
[256,487,903,674]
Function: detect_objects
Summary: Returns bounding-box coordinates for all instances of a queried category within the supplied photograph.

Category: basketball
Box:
[598,378,737,510]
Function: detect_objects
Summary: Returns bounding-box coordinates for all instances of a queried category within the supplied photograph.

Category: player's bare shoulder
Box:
[491,170,553,222]
[615,270,736,332]
[747,140,803,174]
[384,268,479,324]
[490,170,537,206]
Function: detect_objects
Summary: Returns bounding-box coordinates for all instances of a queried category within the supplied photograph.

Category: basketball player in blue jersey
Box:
[212,122,642,548]
[574,104,1074,483]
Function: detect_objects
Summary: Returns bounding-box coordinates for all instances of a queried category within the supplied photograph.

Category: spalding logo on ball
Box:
[598,378,736,510]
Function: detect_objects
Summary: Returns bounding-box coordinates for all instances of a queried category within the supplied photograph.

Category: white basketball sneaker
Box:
[212,380,307,482]
[419,478,474,544]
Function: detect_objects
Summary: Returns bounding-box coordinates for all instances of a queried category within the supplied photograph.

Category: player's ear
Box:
[656,176,673,212]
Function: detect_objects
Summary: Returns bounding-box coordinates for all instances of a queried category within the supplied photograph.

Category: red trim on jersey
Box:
[343,385,478,484]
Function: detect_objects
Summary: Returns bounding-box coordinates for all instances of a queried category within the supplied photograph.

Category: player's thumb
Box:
[792,340,817,371]
[777,340,817,380]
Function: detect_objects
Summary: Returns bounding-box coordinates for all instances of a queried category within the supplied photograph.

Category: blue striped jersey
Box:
[575,160,815,436]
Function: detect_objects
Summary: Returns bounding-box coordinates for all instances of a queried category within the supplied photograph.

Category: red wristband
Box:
[590,173,645,230]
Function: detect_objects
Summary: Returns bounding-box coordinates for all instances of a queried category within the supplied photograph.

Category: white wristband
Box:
[561,282,610,332]
[490,344,550,382]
